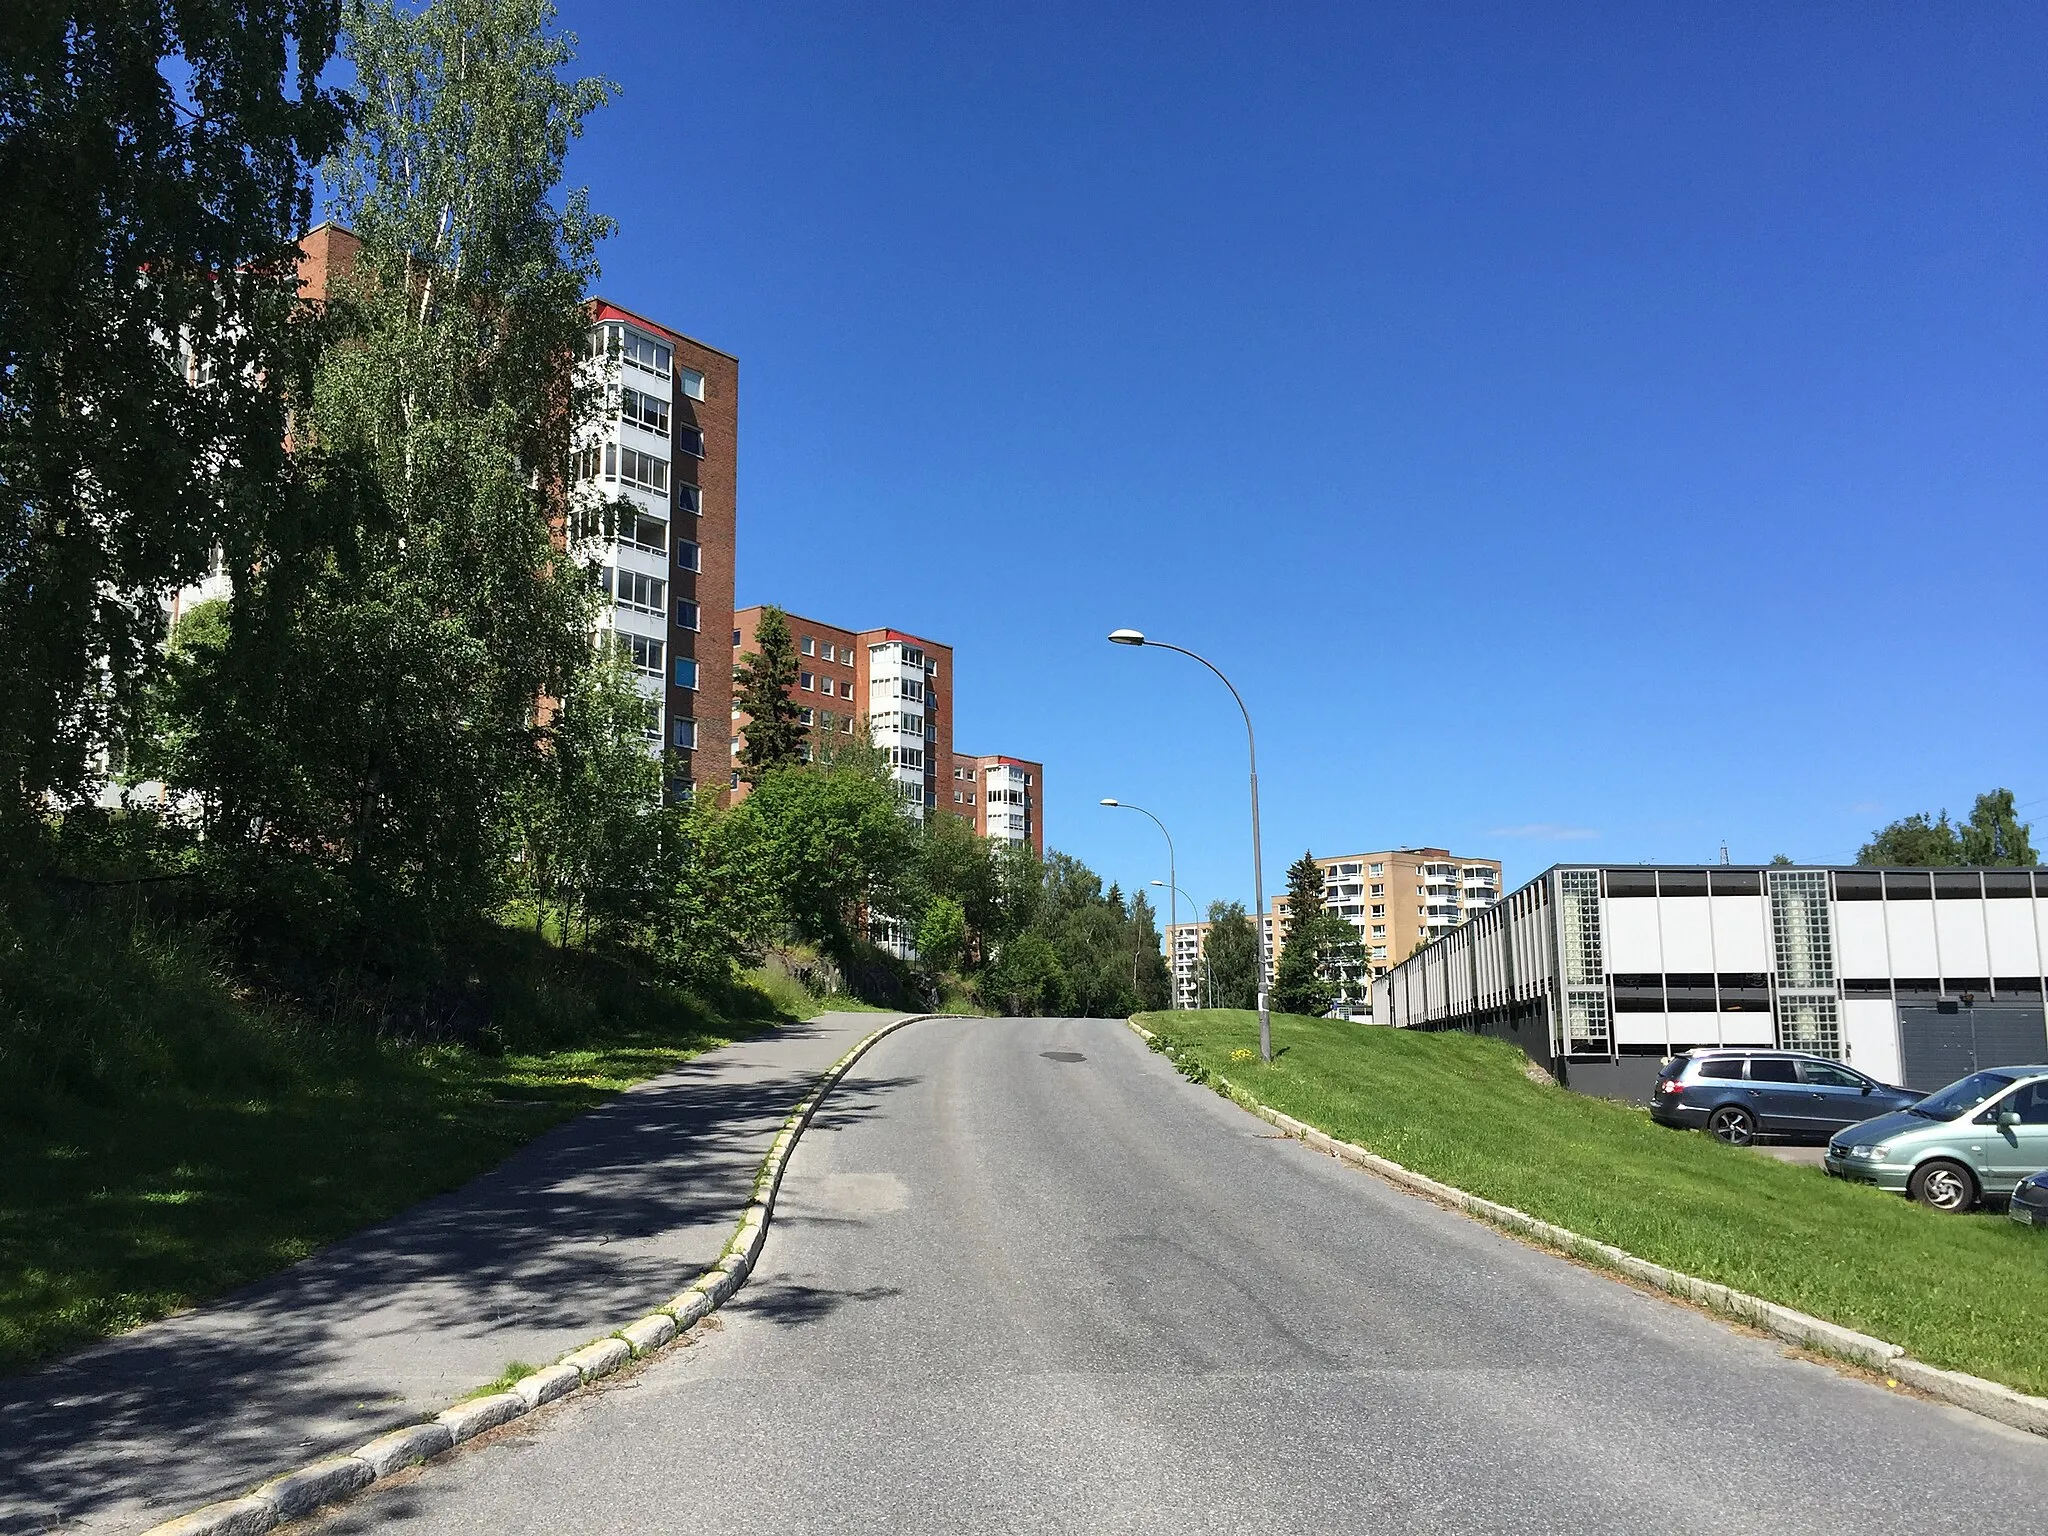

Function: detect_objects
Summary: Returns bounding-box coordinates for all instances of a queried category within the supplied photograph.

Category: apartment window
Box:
[677,424,705,458]
[954,790,964,804]
[902,678,925,702]
[571,441,603,483]
[621,325,671,377]
[799,707,813,725]
[801,637,816,655]
[674,539,700,573]
[800,672,814,690]
[621,384,670,436]
[819,709,836,729]
[623,514,666,555]
[671,717,697,750]
[842,718,853,733]
[613,570,664,614]
[673,657,699,690]
[678,483,702,515]
[840,680,854,699]
[1370,904,1384,917]
[678,366,706,401]
[1370,883,1384,896]
[732,628,741,645]
[622,634,662,677]
[1371,925,1386,938]
[674,599,699,631]
[1369,863,1384,876]
[617,445,668,494]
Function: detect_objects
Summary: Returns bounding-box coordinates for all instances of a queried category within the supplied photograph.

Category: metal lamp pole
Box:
[1109,629,1272,1062]
[1151,879,1200,1010]
[1100,797,1176,1000]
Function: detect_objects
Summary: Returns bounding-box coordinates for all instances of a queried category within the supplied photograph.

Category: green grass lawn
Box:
[0,914,788,1377]
[1137,1009,2048,1398]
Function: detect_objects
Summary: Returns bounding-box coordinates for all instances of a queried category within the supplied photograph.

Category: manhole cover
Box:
[1040,1051,1087,1063]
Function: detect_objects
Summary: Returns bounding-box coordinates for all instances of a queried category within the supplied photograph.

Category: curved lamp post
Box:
[1100,798,1176,999]
[1109,628,1271,1061]
[1150,879,1201,1010]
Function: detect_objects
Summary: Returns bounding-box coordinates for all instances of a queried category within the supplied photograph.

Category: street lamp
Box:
[1108,628,1272,1061]
[1100,798,1177,997]
[1151,879,1201,1010]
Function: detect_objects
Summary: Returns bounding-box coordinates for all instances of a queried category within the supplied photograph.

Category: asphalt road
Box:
[0,1012,907,1536]
[316,1016,2048,1535]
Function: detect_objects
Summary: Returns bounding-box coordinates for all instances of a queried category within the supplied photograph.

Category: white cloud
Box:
[1488,823,1602,841]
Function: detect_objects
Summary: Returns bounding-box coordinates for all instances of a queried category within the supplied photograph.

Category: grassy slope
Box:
[1138,1009,2048,1397]
[0,911,798,1377]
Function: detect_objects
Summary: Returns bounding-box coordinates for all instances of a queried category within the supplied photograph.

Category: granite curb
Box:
[137,1012,953,1536]
[1128,1018,2048,1441]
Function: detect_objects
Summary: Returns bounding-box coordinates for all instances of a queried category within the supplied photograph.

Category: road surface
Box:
[313,1016,2047,1535]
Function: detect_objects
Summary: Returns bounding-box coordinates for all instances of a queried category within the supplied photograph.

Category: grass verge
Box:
[1138,1008,2048,1398]
[0,901,786,1378]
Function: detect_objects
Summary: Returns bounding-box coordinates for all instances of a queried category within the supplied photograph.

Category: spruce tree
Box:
[1273,850,1337,1016]
[733,605,805,783]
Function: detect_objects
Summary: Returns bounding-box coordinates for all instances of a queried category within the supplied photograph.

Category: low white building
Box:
[1373,864,2048,1100]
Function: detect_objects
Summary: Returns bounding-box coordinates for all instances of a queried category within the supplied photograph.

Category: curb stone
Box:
[136,1013,952,1536]
[1128,1017,2048,1440]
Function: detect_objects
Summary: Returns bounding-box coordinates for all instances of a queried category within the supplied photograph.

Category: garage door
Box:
[1897,1002,2048,1094]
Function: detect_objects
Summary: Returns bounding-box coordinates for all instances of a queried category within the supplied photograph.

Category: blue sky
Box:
[563,0,2047,908]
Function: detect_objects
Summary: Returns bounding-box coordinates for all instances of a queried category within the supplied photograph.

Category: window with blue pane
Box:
[674,657,699,690]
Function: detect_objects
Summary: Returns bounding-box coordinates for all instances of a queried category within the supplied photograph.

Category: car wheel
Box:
[1707,1105,1756,1147]
[1908,1159,1977,1213]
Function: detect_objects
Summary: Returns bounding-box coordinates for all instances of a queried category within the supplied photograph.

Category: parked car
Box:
[2011,1168,2048,1229]
[1824,1066,2048,1213]
[1649,1049,1919,1146]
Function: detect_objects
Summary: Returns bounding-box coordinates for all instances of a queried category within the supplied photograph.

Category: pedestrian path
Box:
[0,1011,910,1536]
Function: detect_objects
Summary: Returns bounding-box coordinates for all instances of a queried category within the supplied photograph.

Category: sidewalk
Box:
[0,1011,912,1536]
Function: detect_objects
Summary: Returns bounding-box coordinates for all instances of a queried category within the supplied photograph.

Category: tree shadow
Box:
[0,1021,922,1536]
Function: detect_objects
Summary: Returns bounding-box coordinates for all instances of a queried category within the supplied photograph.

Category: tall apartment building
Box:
[572,302,738,802]
[730,609,954,817]
[1164,920,1211,1008]
[949,753,1044,855]
[1265,847,1503,997]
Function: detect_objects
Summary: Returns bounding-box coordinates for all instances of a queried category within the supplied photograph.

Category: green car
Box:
[1823,1066,2048,1213]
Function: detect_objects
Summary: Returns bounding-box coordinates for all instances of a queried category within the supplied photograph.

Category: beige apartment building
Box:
[1265,847,1504,1001]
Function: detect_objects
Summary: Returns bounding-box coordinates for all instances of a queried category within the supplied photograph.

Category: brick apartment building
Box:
[949,753,1044,856]
[293,225,740,803]
[731,608,954,818]
[732,608,1042,849]
[573,301,737,802]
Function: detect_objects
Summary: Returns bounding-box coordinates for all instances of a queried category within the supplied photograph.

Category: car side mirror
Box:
[1998,1110,2022,1128]
[1861,1083,1873,1095]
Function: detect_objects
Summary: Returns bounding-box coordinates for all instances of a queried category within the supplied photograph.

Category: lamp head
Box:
[1099,798,1119,807]
[1150,879,1166,887]
[1107,628,1146,646]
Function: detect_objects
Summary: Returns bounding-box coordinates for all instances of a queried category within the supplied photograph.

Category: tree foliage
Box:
[1858,789,2036,868]
[1273,850,1337,1016]
[734,606,804,782]
[0,0,345,828]
[1201,900,1259,1011]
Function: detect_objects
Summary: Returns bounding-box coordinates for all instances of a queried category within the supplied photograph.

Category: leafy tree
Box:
[981,930,1068,1016]
[915,895,967,974]
[734,606,803,782]
[1960,789,2036,866]
[1201,900,1258,1010]
[511,640,663,948]
[0,0,345,827]
[1857,812,1961,868]
[1769,854,1794,867]
[148,0,613,948]
[724,753,917,963]
[1273,850,1336,1016]
[914,809,1003,965]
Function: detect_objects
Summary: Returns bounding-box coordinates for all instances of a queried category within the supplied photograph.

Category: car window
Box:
[1697,1058,1746,1080]
[1800,1061,1865,1089]
[1911,1070,2017,1120]
[1993,1081,2048,1126]
[1749,1059,1799,1083]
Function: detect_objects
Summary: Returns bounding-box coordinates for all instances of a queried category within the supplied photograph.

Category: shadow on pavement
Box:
[0,1028,921,1536]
